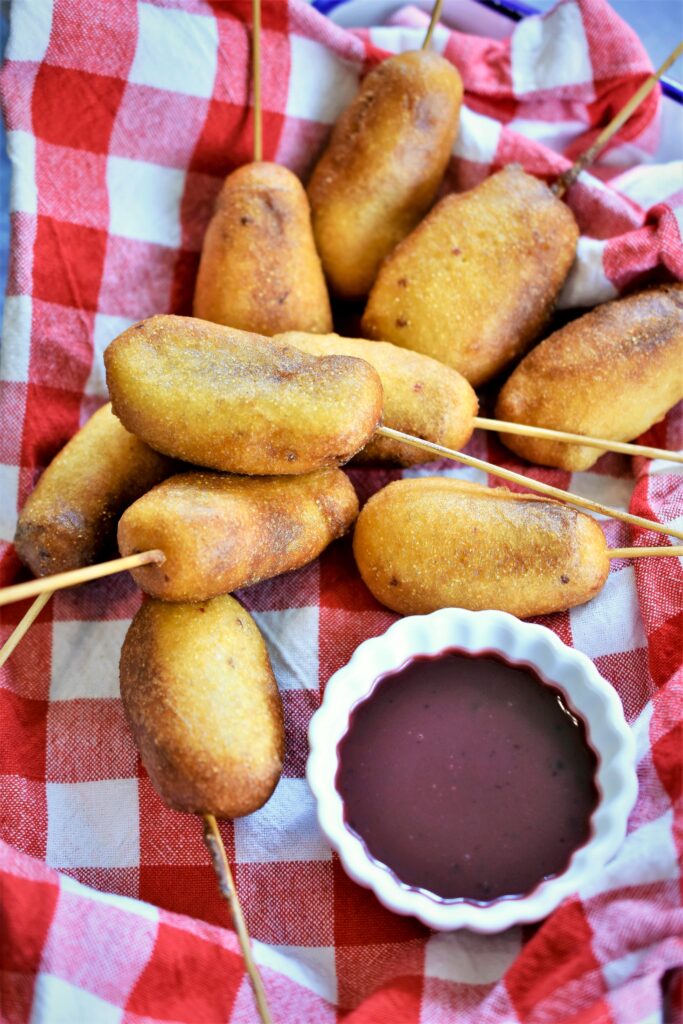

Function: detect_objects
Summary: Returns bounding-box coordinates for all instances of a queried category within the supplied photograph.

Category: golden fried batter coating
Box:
[193,162,332,335]
[307,51,463,299]
[353,478,609,619]
[104,315,383,474]
[362,165,579,386]
[277,330,478,465]
[14,403,175,576]
[120,595,284,818]
[118,468,358,601]
[496,284,683,471]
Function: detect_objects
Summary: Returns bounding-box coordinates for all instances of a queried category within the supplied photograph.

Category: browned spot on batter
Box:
[413,382,423,393]
[397,277,408,288]
[346,86,377,141]
[261,192,288,233]
[277,290,290,305]
[389,576,400,587]
[452,247,461,255]
[561,575,570,584]
[236,618,244,628]
[240,215,252,225]
[396,317,407,328]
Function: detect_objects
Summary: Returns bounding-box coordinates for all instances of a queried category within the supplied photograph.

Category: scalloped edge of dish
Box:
[307,608,637,932]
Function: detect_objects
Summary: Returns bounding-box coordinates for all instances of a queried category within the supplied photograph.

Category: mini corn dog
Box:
[353,478,609,619]
[194,162,332,336]
[120,594,284,818]
[495,284,683,470]
[14,403,175,577]
[118,468,358,601]
[307,51,463,299]
[104,315,383,475]
[276,330,478,464]
[362,165,579,386]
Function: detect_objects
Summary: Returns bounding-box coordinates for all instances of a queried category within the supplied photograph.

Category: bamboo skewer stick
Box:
[4,425,677,641]
[422,0,444,50]
[553,40,683,197]
[0,551,164,608]
[0,428,682,611]
[252,0,262,163]
[609,547,683,559]
[203,814,272,1024]
[0,591,52,670]
[474,417,683,464]
[374,427,683,541]
[197,19,269,1021]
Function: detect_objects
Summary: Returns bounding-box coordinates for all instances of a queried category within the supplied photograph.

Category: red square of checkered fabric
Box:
[0,0,681,1022]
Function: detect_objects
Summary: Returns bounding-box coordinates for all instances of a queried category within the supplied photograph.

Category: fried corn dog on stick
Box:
[118,468,358,601]
[193,0,330,341]
[308,50,463,299]
[104,316,383,475]
[277,330,683,467]
[120,594,284,818]
[276,330,478,464]
[496,284,683,470]
[14,403,175,577]
[362,165,579,386]
[121,592,279,1022]
[353,478,609,619]
[194,162,332,335]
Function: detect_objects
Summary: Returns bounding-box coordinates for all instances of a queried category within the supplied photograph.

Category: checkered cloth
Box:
[0,0,681,1021]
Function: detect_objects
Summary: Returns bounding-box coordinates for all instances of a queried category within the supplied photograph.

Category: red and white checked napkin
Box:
[0,1,681,1021]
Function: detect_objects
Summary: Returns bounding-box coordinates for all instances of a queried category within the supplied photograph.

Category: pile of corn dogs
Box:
[3,9,682,1021]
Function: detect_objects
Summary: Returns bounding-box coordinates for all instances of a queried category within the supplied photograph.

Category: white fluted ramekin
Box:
[307,608,637,933]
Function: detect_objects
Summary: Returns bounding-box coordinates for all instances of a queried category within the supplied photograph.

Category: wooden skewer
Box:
[609,546,683,559]
[553,40,683,198]
[203,813,273,1024]
[0,429,680,611]
[0,550,164,608]
[1,423,681,612]
[474,417,683,464]
[0,591,52,670]
[0,427,681,611]
[252,0,262,163]
[422,0,444,50]
[4,426,677,651]
[375,426,683,541]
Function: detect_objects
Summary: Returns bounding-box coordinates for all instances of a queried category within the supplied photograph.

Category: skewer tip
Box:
[422,0,444,50]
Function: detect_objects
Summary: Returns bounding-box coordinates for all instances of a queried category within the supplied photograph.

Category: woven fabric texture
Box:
[0,1,681,1021]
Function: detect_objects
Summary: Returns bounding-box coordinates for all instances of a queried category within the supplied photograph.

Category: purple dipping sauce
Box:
[336,650,598,902]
